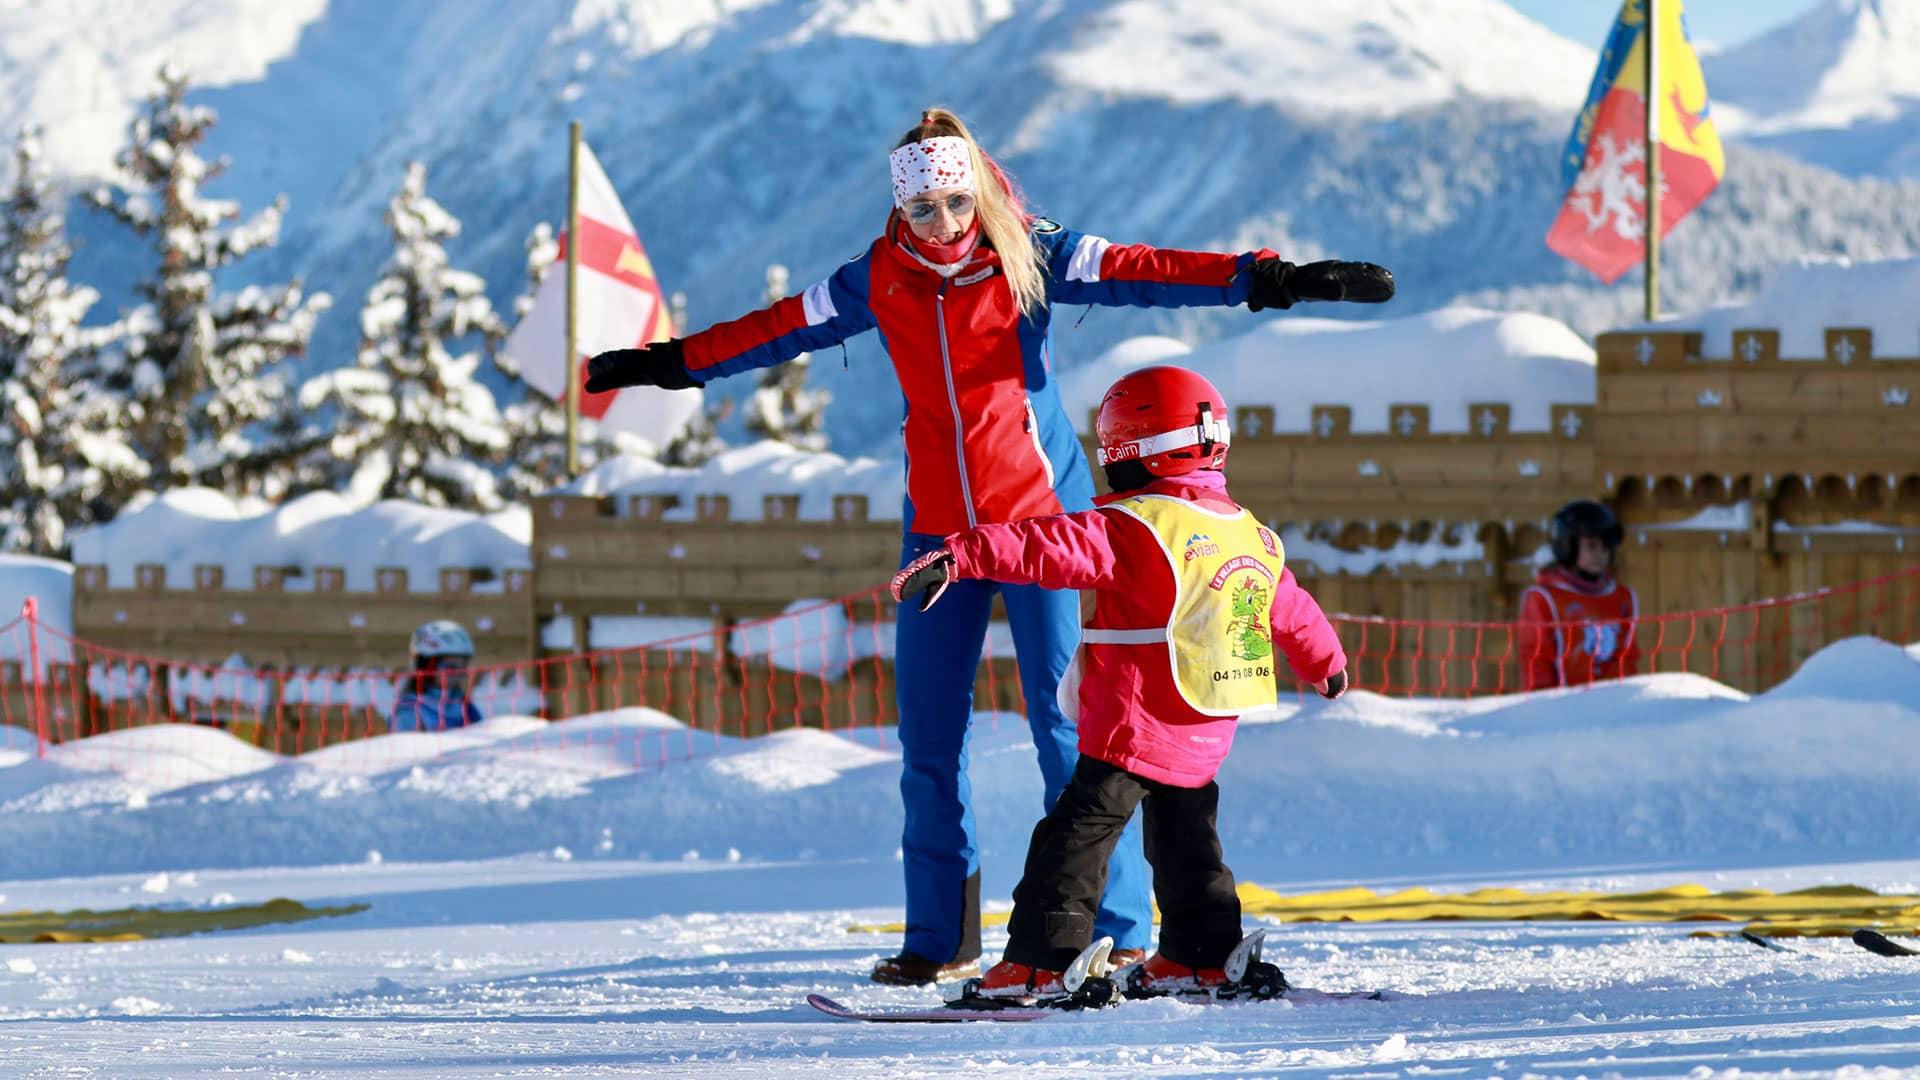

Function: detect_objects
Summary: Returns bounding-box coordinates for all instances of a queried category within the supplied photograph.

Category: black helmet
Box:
[1550,500,1623,568]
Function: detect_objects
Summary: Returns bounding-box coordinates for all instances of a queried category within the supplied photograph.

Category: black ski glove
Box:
[1246,260,1396,311]
[584,339,697,393]
[1317,668,1349,700]
[891,548,956,612]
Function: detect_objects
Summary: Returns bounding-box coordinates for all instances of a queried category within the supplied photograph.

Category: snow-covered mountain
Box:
[1708,0,1920,179]
[22,0,1920,455]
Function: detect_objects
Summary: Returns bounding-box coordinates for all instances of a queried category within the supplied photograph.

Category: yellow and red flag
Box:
[502,139,698,442]
[1546,0,1725,284]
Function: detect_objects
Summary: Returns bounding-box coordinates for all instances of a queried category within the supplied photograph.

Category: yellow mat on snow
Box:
[0,897,370,944]
[847,883,1920,940]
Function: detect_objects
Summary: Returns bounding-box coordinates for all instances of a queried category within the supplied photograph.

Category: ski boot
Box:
[1120,929,1289,1002]
[946,937,1121,1012]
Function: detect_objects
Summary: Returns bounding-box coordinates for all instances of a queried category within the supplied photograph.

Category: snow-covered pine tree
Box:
[89,64,329,497]
[300,161,508,510]
[495,220,600,498]
[0,126,147,555]
[661,290,730,467]
[743,264,830,453]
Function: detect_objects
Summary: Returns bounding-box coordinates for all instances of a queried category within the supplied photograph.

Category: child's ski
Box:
[805,993,1051,1023]
[805,983,1390,1023]
[809,931,1390,1022]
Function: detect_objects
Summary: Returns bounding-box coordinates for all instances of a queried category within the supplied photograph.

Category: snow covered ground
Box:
[2,637,1919,1075]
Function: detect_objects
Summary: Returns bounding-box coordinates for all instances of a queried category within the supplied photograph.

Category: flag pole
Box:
[1643,0,1661,322]
[565,121,583,478]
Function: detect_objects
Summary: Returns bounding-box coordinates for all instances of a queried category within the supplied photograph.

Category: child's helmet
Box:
[1549,500,1624,568]
[1095,365,1232,477]
[410,620,475,661]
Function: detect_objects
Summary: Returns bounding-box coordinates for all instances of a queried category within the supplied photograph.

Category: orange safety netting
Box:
[0,566,1915,780]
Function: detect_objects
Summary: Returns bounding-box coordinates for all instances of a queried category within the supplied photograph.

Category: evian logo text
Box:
[1183,533,1220,562]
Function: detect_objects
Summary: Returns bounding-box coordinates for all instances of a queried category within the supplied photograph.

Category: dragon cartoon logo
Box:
[1228,577,1273,662]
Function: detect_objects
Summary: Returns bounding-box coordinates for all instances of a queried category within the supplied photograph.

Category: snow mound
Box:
[0,555,75,669]
[1765,635,1920,703]
[567,438,906,521]
[1647,255,1920,360]
[2,635,1918,878]
[69,488,531,591]
[1063,305,1595,434]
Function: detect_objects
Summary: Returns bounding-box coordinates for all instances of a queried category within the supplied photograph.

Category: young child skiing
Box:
[1517,499,1639,690]
[890,365,1349,1002]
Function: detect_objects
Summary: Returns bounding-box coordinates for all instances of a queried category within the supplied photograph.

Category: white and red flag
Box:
[502,139,698,446]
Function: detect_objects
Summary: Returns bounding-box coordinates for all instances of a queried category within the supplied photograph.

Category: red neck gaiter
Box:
[902,216,981,267]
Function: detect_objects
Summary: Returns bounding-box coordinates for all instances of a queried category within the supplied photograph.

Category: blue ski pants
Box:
[894,531,1152,963]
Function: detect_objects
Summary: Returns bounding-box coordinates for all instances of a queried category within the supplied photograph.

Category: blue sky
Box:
[1507,0,1819,52]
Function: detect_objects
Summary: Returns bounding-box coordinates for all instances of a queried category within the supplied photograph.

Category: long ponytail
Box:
[895,108,1048,318]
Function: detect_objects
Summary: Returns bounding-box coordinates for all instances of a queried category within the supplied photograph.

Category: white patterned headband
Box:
[889,136,975,209]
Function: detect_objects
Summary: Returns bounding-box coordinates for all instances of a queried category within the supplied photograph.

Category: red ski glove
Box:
[891,549,956,612]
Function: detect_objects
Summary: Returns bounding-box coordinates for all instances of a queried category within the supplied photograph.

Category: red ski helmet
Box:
[1094,365,1231,477]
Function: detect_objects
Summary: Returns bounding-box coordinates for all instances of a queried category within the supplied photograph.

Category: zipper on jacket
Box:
[934,287,978,529]
[1023,399,1055,489]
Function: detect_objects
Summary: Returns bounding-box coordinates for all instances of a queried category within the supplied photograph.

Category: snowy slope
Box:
[1709,0,1920,179]
[2,640,1919,1073]
[0,0,328,180]
[1039,0,1595,115]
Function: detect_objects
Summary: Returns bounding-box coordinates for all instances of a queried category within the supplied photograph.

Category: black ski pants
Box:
[1003,755,1242,972]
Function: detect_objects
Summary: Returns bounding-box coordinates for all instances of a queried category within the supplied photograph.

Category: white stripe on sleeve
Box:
[801,279,838,326]
[1065,234,1111,284]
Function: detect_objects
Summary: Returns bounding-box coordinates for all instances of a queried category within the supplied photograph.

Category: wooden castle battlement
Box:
[63,324,1920,670]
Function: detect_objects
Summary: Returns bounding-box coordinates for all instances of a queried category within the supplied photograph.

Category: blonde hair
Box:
[895,108,1047,318]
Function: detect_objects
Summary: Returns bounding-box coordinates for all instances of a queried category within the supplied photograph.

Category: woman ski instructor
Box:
[586,108,1394,985]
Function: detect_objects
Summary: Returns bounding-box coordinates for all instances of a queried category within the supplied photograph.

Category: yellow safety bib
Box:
[1087,494,1287,716]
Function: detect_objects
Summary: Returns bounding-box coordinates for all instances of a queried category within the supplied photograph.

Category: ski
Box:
[805,993,1051,1023]
[811,937,1122,1023]
[1853,928,1920,957]
[940,935,1123,1012]
[806,983,1390,1023]
[810,930,1390,1022]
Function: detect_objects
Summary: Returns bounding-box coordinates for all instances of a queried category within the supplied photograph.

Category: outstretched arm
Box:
[890,509,1126,611]
[1040,224,1393,312]
[586,247,879,392]
[948,510,1127,592]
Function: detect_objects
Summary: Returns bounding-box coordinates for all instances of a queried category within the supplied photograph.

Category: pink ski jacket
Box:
[945,472,1346,786]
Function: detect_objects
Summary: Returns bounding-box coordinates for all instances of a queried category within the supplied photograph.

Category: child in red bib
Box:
[891,365,1348,1000]
[1517,499,1639,690]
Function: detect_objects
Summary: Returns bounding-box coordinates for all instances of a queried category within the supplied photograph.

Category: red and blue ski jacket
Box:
[681,215,1278,535]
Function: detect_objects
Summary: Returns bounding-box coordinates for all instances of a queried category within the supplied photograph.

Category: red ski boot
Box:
[973,959,1066,1001]
[1123,953,1231,997]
